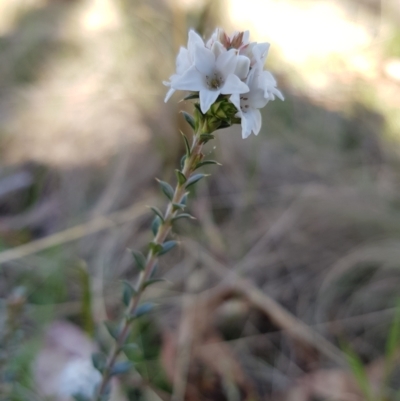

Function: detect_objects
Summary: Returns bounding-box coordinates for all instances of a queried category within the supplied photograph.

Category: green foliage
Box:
[132,303,154,319]
[104,321,120,341]
[158,240,177,256]
[156,179,174,201]
[342,343,373,401]
[151,216,162,236]
[110,361,133,376]
[181,111,195,130]
[172,213,195,222]
[130,250,146,271]
[121,343,141,362]
[149,206,165,223]
[122,280,137,306]
[141,278,166,290]
[185,173,208,189]
[195,159,221,169]
[175,169,187,185]
[92,352,107,373]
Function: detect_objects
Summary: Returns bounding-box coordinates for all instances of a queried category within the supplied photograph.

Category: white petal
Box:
[188,30,204,55]
[220,74,249,95]
[194,45,215,76]
[242,31,250,46]
[241,109,261,138]
[176,47,191,74]
[172,66,204,91]
[199,89,220,113]
[216,49,238,77]
[164,87,175,102]
[229,94,241,112]
[234,55,250,80]
[253,42,270,65]
[241,114,252,139]
[249,88,269,109]
[211,41,225,58]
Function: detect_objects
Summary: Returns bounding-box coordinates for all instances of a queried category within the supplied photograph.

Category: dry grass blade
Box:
[0,199,153,266]
[184,240,348,367]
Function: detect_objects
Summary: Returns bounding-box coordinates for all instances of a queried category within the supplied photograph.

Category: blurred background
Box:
[0,0,400,400]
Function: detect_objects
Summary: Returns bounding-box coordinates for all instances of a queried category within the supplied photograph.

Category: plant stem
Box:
[95,131,204,399]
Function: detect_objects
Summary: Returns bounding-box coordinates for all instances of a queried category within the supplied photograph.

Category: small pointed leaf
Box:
[180,130,191,156]
[133,302,154,318]
[186,174,208,189]
[110,361,133,376]
[199,133,214,144]
[180,193,188,205]
[195,160,221,169]
[181,111,195,130]
[159,240,177,256]
[122,280,136,306]
[122,343,142,361]
[182,93,199,101]
[149,206,164,222]
[156,179,174,201]
[151,216,162,236]
[180,154,187,170]
[130,250,146,271]
[142,278,167,290]
[104,320,120,340]
[172,213,196,222]
[172,202,186,211]
[175,169,187,185]
[92,352,107,373]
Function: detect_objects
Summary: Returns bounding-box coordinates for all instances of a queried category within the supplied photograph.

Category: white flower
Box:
[259,70,284,102]
[171,44,249,113]
[163,30,204,102]
[230,68,270,139]
[164,28,284,138]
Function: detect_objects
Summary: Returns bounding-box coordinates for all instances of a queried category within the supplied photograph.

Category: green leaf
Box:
[156,179,174,201]
[180,154,187,170]
[172,202,186,211]
[133,302,154,318]
[199,133,214,143]
[172,213,196,222]
[142,278,167,290]
[186,174,208,189]
[149,242,163,255]
[122,280,136,306]
[121,343,141,360]
[195,160,221,169]
[182,92,199,101]
[92,352,107,373]
[149,206,164,222]
[175,169,187,185]
[130,250,146,271]
[110,361,133,376]
[180,193,188,205]
[181,112,195,130]
[104,320,120,340]
[159,240,178,256]
[151,216,162,236]
[180,131,191,156]
[342,344,373,401]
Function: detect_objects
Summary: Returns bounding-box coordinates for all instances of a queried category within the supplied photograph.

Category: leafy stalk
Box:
[93,119,216,401]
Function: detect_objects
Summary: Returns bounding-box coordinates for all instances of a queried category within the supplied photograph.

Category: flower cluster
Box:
[164,28,284,139]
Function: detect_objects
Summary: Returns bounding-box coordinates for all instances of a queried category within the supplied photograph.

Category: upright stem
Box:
[95,131,204,399]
